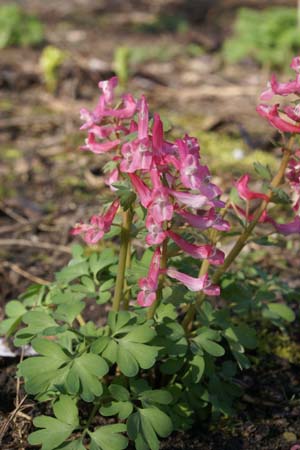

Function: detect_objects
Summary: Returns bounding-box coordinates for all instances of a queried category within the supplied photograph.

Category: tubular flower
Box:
[71,200,119,244]
[137,247,162,307]
[166,268,220,295]
[166,231,224,265]
[236,174,269,201]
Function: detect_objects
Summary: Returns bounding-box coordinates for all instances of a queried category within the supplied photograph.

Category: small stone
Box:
[283,431,297,443]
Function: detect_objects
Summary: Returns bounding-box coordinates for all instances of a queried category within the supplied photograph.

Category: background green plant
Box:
[223,7,300,68]
[0,3,44,49]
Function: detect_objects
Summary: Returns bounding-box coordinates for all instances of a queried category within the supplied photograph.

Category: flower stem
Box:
[182,146,291,331]
[147,238,168,319]
[212,147,291,285]
[112,208,133,312]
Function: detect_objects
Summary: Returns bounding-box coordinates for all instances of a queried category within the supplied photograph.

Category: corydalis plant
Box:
[72,76,226,312]
[0,59,299,450]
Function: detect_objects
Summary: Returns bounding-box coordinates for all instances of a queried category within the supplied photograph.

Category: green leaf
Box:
[89,424,128,450]
[18,339,70,395]
[270,186,292,205]
[54,301,85,325]
[28,396,78,450]
[193,328,225,357]
[127,407,173,450]
[56,261,89,283]
[139,390,172,406]
[182,354,205,385]
[224,324,257,349]
[58,439,86,450]
[253,162,272,180]
[122,325,155,344]
[100,400,133,420]
[109,384,130,401]
[14,311,58,345]
[66,353,109,401]
[53,395,79,428]
[267,303,295,322]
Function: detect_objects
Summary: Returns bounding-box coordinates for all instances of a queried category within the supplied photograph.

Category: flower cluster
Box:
[254,56,300,234]
[72,77,229,306]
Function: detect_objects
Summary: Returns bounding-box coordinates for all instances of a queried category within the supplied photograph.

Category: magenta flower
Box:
[256,104,300,134]
[104,94,137,119]
[284,105,300,122]
[166,230,224,265]
[260,74,300,101]
[166,268,220,295]
[128,173,152,208]
[152,113,164,153]
[71,199,120,244]
[178,208,230,231]
[290,56,300,73]
[236,174,269,201]
[137,247,161,307]
[271,215,300,235]
[81,133,121,154]
[98,77,118,104]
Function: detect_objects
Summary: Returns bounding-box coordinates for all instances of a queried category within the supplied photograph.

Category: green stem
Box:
[123,237,132,311]
[212,147,291,285]
[182,146,292,331]
[112,208,133,312]
[147,238,168,319]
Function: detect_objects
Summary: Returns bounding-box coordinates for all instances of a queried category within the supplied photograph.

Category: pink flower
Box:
[170,190,210,209]
[290,56,300,73]
[236,174,269,201]
[284,105,300,122]
[98,77,118,104]
[256,104,300,134]
[148,188,174,223]
[137,247,161,307]
[71,200,119,244]
[81,133,121,154]
[138,95,149,140]
[145,215,167,245]
[152,113,163,153]
[260,74,300,101]
[166,230,224,265]
[272,215,300,235]
[105,168,119,191]
[166,268,220,295]
[178,208,230,231]
[128,173,152,208]
[104,94,137,119]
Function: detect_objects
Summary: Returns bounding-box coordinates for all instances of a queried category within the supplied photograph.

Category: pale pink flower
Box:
[137,247,161,306]
[105,168,119,191]
[71,199,119,244]
[166,231,224,265]
[290,56,300,73]
[98,76,118,104]
[170,190,210,209]
[148,188,174,223]
[138,95,149,140]
[166,268,220,295]
[145,215,167,245]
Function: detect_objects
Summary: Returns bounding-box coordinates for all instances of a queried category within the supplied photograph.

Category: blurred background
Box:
[0,0,300,300]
